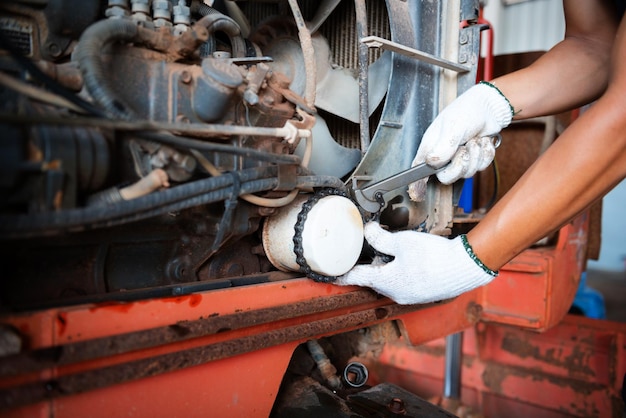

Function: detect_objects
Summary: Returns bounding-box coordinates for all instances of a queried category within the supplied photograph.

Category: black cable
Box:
[0,167,272,237]
[210,171,242,251]
[0,170,343,238]
[93,176,334,231]
[138,131,302,164]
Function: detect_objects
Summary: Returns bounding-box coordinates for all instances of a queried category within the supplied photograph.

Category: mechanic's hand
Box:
[336,222,497,305]
[408,82,513,201]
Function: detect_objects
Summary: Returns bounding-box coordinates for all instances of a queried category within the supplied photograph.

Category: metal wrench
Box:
[352,134,501,213]
[352,162,444,213]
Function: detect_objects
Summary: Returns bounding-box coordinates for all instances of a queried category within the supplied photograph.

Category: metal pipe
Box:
[443,332,463,399]
[287,0,316,109]
[0,113,311,141]
[354,0,371,152]
[307,340,342,390]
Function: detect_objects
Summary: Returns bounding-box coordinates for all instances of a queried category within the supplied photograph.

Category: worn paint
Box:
[500,332,596,377]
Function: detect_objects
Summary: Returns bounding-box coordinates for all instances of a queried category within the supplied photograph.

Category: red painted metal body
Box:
[1,212,617,417]
[368,315,626,418]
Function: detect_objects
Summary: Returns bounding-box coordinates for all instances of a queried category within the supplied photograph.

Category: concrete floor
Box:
[586,269,626,323]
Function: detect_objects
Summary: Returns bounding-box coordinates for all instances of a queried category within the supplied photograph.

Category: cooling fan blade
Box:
[314,40,391,124]
[295,116,362,178]
[251,18,390,177]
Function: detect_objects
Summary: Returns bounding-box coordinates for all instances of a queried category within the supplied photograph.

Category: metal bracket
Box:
[360,35,470,73]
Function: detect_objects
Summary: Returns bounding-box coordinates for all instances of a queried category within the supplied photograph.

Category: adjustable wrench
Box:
[352,162,444,213]
[352,134,501,213]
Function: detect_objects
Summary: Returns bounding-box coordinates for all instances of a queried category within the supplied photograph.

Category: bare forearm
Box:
[495,42,610,119]
[493,0,619,120]
[468,95,626,270]
[466,1,626,271]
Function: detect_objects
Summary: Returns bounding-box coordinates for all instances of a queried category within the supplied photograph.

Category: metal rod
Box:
[0,113,311,139]
[355,0,371,152]
[443,332,463,399]
[361,35,470,73]
[287,0,316,109]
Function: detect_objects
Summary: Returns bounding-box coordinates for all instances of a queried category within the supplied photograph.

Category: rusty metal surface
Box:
[0,212,591,416]
[368,315,626,418]
[348,383,457,417]
[0,290,421,411]
[0,289,380,378]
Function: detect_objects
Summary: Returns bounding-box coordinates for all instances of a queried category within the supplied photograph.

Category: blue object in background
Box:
[570,271,607,319]
[458,177,474,213]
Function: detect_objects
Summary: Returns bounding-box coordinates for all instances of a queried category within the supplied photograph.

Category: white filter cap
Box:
[262,194,364,277]
[301,196,364,276]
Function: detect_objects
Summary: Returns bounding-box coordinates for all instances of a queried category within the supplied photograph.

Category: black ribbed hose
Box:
[0,169,345,237]
[74,18,140,119]
[195,13,246,58]
[0,166,271,237]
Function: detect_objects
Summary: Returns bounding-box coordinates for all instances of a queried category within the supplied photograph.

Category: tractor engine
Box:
[0,0,480,310]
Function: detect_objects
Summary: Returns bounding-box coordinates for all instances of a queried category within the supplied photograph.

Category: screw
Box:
[387,397,406,414]
[47,43,61,58]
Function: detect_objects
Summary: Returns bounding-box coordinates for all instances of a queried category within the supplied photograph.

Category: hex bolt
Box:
[342,362,369,388]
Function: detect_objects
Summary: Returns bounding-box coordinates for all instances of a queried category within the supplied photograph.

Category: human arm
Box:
[340,1,626,304]
[468,10,626,270]
[409,0,621,193]
[494,0,619,120]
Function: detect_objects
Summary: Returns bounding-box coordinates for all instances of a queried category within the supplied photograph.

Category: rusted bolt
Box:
[180,70,192,84]
[387,397,406,414]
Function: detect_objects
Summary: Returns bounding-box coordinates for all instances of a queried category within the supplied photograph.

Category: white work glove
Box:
[408,81,514,201]
[336,222,497,305]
